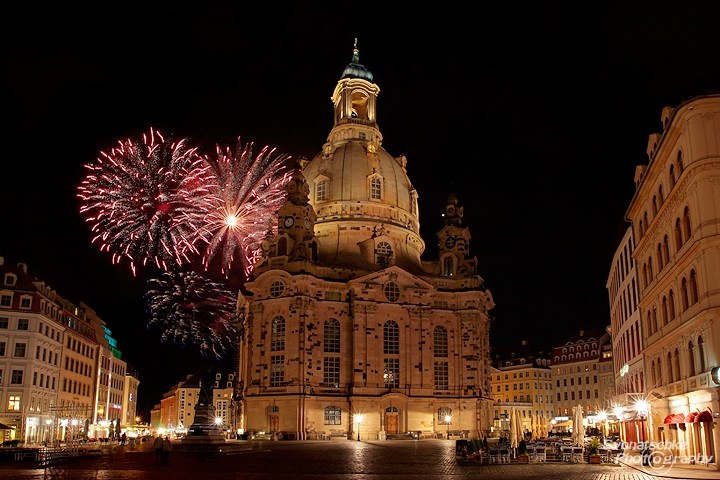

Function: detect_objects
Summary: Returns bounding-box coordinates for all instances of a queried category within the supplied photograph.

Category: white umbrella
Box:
[510,408,519,449]
[572,405,585,446]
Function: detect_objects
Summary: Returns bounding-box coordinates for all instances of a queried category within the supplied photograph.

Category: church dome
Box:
[301,45,424,273]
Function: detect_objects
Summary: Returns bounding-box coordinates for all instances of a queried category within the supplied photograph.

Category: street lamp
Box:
[355,414,364,441]
[445,415,452,439]
[635,400,648,443]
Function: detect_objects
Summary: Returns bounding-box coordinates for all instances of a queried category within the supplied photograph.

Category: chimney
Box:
[18,263,28,273]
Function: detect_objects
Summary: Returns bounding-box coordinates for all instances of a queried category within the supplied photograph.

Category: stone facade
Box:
[237,46,495,440]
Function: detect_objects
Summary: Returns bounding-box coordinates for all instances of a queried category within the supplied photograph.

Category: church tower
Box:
[240,44,494,441]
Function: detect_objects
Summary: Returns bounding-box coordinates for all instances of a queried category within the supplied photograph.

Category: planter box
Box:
[589,455,601,464]
[518,454,529,464]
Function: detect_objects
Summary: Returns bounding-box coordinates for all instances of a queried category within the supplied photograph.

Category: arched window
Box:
[674,218,683,250]
[316,179,327,202]
[668,290,676,320]
[638,220,644,237]
[669,164,676,188]
[644,212,649,231]
[667,351,674,383]
[443,256,454,277]
[324,319,340,353]
[376,241,393,267]
[697,336,706,373]
[662,235,670,266]
[646,313,653,336]
[687,340,696,376]
[682,207,692,242]
[656,357,662,386]
[673,348,681,382]
[370,177,382,200]
[650,360,656,386]
[324,406,341,425]
[271,316,285,351]
[652,196,658,215]
[434,326,448,357]
[677,150,684,174]
[657,244,664,271]
[438,407,452,425]
[277,237,288,256]
[658,185,664,204]
[661,296,668,325]
[651,307,658,334]
[681,278,689,311]
[648,257,654,282]
[383,320,399,354]
[643,264,648,288]
[689,269,698,305]
[383,281,400,302]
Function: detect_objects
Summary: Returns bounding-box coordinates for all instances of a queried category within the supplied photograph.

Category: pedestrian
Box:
[154,434,163,462]
[120,433,127,446]
[162,436,172,464]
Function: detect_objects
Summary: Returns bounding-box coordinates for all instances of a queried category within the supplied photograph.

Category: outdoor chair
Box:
[534,446,546,462]
[499,448,510,463]
[489,449,501,463]
[561,446,573,462]
[572,446,584,463]
[599,448,610,463]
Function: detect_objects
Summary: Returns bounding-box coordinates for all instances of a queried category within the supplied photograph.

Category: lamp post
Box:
[355,414,364,441]
[445,415,451,439]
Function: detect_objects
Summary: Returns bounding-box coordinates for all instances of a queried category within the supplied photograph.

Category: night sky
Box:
[3,2,719,416]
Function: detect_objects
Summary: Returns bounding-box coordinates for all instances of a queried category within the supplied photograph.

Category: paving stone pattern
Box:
[0,441,705,480]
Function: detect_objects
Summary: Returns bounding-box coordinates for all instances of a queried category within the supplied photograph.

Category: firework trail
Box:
[146,270,237,357]
[77,128,209,273]
[187,139,290,277]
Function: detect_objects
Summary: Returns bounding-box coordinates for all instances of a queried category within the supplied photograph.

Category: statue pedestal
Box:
[174,403,246,455]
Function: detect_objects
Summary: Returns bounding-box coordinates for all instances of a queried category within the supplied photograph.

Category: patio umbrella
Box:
[572,405,585,446]
[516,409,525,443]
[510,408,519,449]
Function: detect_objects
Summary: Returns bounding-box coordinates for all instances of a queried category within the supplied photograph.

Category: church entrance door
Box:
[269,413,279,432]
[386,414,399,435]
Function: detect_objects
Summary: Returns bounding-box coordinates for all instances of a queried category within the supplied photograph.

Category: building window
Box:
[674,218,683,250]
[20,297,31,309]
[316,179,327,202]
[376,242,393,267]
[697,336,706,373]
[323,356,340,387]
[669,164,676,188]
[383,281,400,302]
[269,281,285,298]
[270,355,284,386]
[271,317,285,351]
[682,207,692,242]
[668,290,676,320]
[443,256,454,277]
[383,358,399,388]
[383,320,399,354]
[438,407,452,425]
[14,343,26,357]
[17,319,29,330]
[677,150,684,174]
[324,406,341,425]
[324,319,340,353]
[8,395,20,411]
[0,342,5,356]
[11,369,23,384]
[0,294,11,307]
[689,269,698,305]
[370,177,382,200]
[681,278,689,311]
[434,361,448,390]
[434,326,448,357]
[0,317,7,328]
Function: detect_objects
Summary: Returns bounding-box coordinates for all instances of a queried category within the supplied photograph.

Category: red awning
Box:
[694,411,713,423]
[685,412,698,423]
[663,413,686,424]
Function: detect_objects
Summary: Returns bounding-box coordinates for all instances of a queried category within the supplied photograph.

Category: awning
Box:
[693,411,713,423]
[685,412,698,423]
[663,413,686,424]
[0,422,12,429]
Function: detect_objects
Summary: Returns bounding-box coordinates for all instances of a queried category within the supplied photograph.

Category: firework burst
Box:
[187,139,290,277]
[77,128,210,273]
[146,270,238,357]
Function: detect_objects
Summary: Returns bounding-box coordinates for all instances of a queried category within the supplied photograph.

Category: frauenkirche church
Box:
[237,45,495,440]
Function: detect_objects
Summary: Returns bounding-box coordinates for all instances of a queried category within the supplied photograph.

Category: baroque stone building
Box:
[237,46,495,440]
[625,94,720,467]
